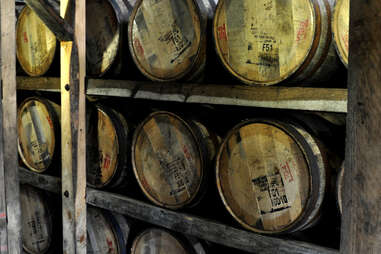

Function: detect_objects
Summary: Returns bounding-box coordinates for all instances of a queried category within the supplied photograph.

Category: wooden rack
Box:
[1,0,379,254]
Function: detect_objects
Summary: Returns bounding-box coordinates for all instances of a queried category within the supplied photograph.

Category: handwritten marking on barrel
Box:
[23,31,28,43]
[217,24,227,41]
[0,212,6,219]
[296,19,310,43]
[342,33,349,51]
[134,38,144,57]
[281,161,294,183]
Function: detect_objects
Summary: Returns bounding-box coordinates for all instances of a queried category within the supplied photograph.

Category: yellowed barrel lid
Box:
[216,122,311,233]
[16,6,56,77]
[20,185,52,254]
[214,0,316,85]
[132,229,188,254]
[87,107,120,188]
[129,0,202,81]
[333,0,349,67]
[87,0,120,76]
[18,98,56,173]
[132,112,203,209]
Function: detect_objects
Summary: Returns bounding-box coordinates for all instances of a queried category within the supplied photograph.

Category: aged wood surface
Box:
[128,0,206,81]
[0,0,22,252]
[213,0,339,85]
[16,76,60,92]
[60,0,86,253]
[18,167,61,194]
[87,79,348,113]
[341,0,381,253]
[332,0,349,67]
[20,185,52,254]
[24,0,73,41]
[16,6,57,77]
[87,188,338,254]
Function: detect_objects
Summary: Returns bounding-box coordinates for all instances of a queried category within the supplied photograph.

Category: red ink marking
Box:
[0,212,6,219]
[106,238,114,253]
[217,24,228,41]
[183,145,191,160]
[342,33,349,51]
[23,32,28,43]
[46,116,53,129]
[134,38,144,57]
[103,154,111,170]
[281,162,294,183]
[296,19,309,43]
[0,245,7,251]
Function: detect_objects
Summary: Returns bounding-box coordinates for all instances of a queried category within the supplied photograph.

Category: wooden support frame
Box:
[0,0,21,253]
[60,0,86,253]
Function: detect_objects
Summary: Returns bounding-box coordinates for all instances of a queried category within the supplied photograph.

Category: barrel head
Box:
[333,0,349,67]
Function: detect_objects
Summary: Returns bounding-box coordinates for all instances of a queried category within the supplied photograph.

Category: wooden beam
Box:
[87,189,338,254]
[24,0,73,41]
[0,0,22,253]
[18,167,61,194]
[341,0,381,253]
[16,76,60,92]
[87,79,348,113]
[61,0,86,253]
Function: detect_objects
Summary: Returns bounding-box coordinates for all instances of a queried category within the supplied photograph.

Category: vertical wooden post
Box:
[341,0,381,253]
[0,0,22,253]
[60,0,86,253]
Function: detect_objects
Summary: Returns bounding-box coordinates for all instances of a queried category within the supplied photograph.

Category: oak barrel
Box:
[17,97,61,173]
[86,104,131,189]
[131,228,202,254]
[86,0,131,77]
[216,119,330,234]
[128,0,213,82]
[336,163,344,214]
[213,0,339,85]
[332,0,349,67]
[132,111,218,209]
[16,5,57,77]
[20,185,53,254]
[87,207,129,254]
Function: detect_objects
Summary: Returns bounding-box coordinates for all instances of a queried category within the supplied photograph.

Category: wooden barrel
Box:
[86,0,132,77]
[216,119,330,234]
[332,0,349,67]
[16,5,57,77]
[131,228,202,254]
[17,97,60,173]
[128,0,213,82]
[132,111,219,209]
[87,207,130,254]
[20,185,53,254]
[86,104,131,189]
[213,0,340,86]
[337,163,344,214]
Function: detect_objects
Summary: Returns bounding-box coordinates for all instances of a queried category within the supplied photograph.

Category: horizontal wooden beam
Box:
[87,188,339,254]
[18,167,61,194]
[16,76,60,92]
[87,79,348,113]
[24,0,73,41]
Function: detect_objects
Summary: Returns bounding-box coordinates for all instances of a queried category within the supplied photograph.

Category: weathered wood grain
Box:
[60,0,86,253]
[0,0,22,252]
[87,188,339,254]
[341,0,381,253]
[18,167,61,194]
[24,0,73,41]
[87,79,348,113]
[16,76,60,92]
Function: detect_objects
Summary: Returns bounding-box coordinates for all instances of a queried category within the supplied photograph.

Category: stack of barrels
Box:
[16,0,349,84]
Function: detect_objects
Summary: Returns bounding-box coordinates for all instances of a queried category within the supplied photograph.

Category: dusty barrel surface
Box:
[216,119,330,234]
[16,5,57,77]
[128,0,212,82]
[86,104,130,189]
[86,0,131,77]
[332,0,349,67]
[131,228,198,254]
[132,111,218,209]
[87,207,130,254]
[213,0,339,85]
[17,97,60,173]
[20,185,53,254]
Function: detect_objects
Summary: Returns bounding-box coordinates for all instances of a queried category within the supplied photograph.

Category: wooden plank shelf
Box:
[87,188,339,254]
[16,76,60,92]
[87,79,348,113]
[18,167,60,194]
